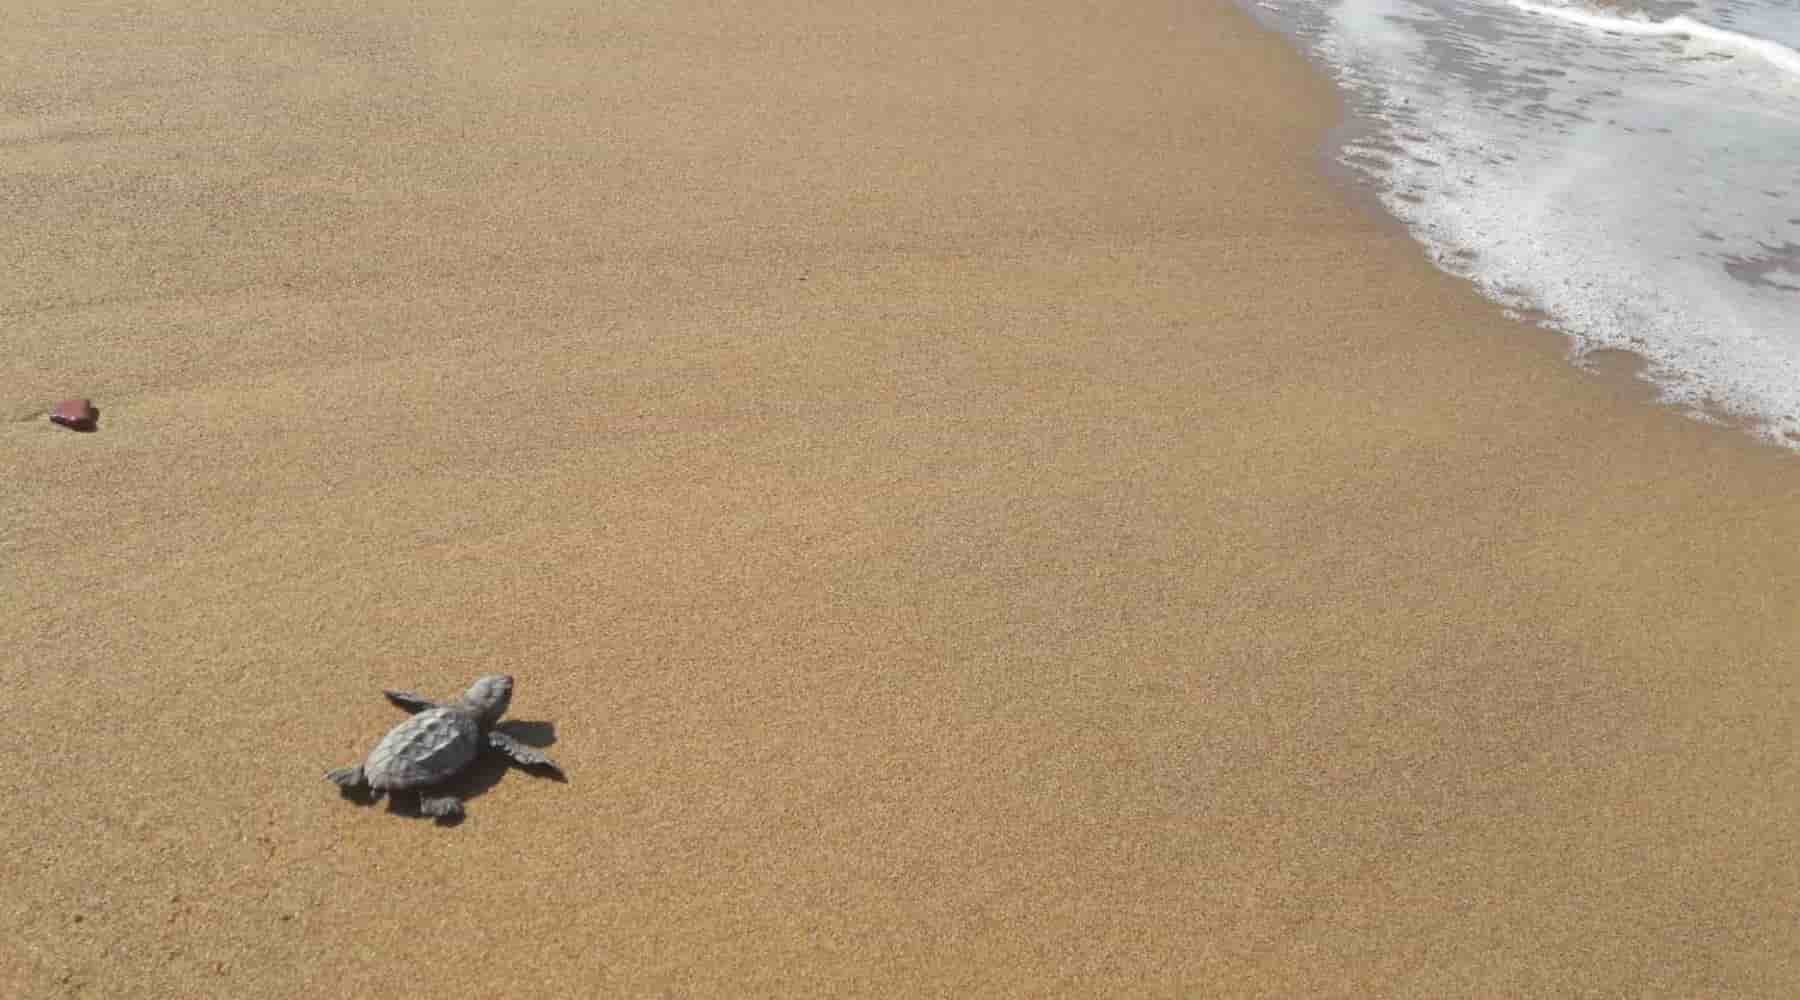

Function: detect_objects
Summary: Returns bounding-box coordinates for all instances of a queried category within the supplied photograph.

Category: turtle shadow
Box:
[340,719,564,827]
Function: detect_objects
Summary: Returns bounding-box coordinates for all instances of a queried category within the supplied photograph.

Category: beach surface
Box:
[5,1,1799,996]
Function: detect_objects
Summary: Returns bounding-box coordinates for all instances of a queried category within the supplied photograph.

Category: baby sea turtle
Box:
[326,674,560,821]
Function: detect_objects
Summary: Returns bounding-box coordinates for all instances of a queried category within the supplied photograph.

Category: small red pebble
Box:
[49,398,97,432]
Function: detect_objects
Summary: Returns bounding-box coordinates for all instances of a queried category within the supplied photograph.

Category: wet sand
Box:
[5,0,1799,995]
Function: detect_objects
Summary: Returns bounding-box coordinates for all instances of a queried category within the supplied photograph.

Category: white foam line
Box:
[1511,0,1800,80]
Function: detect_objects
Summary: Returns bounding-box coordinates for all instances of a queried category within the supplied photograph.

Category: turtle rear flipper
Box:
[327,764,381,803]
[417,794,463,821]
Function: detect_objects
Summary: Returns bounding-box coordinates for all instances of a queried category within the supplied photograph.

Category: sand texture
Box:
[5,0,1800,996]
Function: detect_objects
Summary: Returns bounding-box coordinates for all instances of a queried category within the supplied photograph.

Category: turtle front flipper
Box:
[489,730,562,775]
[382,690,439,713]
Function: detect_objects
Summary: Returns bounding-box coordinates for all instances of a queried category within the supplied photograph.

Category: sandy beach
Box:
[5,0,1799,995]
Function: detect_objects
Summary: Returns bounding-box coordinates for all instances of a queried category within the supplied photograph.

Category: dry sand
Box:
[5,0,1799,996]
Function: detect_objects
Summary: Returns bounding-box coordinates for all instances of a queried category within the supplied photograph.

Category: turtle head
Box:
[463,674,514,725]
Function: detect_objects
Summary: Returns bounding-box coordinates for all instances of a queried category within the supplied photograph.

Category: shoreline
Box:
[1237,0,1767,458]
[6,1,1800,996]
[1245,0,1800,453]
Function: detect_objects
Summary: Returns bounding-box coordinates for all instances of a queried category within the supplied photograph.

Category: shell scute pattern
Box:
[365,707,481,790]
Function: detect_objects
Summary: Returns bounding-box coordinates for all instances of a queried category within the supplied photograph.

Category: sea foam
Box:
[1246,0,1800,447]
[1510,2,1800,79]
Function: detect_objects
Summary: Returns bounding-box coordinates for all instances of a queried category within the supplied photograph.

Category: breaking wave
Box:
[1510,1,1800,79]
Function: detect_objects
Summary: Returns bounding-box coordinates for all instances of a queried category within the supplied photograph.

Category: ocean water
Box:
[1241,0,1800,446]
